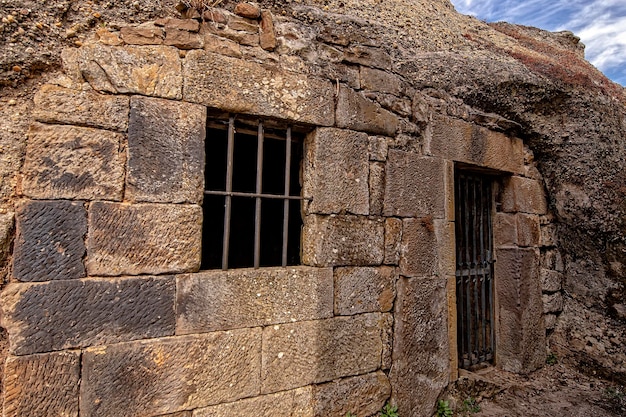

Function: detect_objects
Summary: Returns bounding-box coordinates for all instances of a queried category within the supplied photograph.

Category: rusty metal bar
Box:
[281,127,292,267]
[204,190,309,201]
[222,116,236,270]
[254,122,264,268]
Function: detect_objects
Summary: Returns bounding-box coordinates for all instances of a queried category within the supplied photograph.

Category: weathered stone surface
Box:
[184,50,334,125]
[302,215,384,267]
[194,387,313,417]
[494,212,517,247]
[303,128,369,215]
[495,248,545,373]
[165,18,200,32]
[544,313,558,330]
[127,96,206,204]
[33,84,130,131]
[370,162,385,216]
[95,28,124,46]
[540,223,558,247]
[86,202,202,276]
[541,268,563,292]
[543,249,564,272]
[177,267,333,334]
[343,45,392,70]
[261,314,383,393]
[391,276,449,417]
[517,213,541,247]
[259,10,277,51]
[543,292,564,313]
[158,412,192,417]
[1,276,175,355]
[70,44,182,99]
[446,275,458,380]
[234,2,261,19]
[429,115,524,174]
[360,67,402,95]
[368,136,389,161]
[0,212,14,279]
[120,26,164,45]
[383,150,446,218]
[400,218,453,277]
[80,329,261,417]
[336,86,399,136]
[334,266,396,315]
[501,176,547,215]
[312,372,390,417]
[203,33,242,58]
[384,217,402,265]
[228,15,259,32]
[164,29,204,49]
[381,312,393,370]
[13,200,86,282]
[22,123,125,200]
[4,351,80,417]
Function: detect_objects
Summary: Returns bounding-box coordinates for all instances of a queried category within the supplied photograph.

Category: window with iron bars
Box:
[201,116,305,270]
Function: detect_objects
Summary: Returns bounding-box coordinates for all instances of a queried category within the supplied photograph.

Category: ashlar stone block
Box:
[86,202,202,276]
[517,213,541,247]
[400,218,454,277]
[391,276,450,417]
[429,115,524,174]
[370,162,385,216]
[334,266,396,315]
[384,217,402,265]
[4,351,80,417]
[383,150,446,218]
[303,128,369,215]
[13,200,86,282]
[1,275,175,355]
[495,248,546,373]
[312,372,391,417]
[80,329,261,417]
[336,86,399,136]
[261,314,383,394]
[22,123,125,201]
[33,84,130,132]
[70,44,183,99]
[176,267,333,334]
[183,50,334,126]
[127,96,206,204]
[500,176,547,215]
[302,215,384,267]
[494,212,517,247]
[360,67,402,96]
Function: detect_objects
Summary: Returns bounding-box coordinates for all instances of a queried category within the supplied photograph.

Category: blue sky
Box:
[450,0,626,86]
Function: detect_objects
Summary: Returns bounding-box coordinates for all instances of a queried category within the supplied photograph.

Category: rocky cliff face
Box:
[1,0,625,403]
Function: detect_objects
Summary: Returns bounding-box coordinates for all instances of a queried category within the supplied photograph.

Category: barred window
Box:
[201,116,305,270]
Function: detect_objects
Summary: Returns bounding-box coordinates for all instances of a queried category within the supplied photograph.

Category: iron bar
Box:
[222,117,236,270]
[281,127,292,267]
[204,190,309,201]
[254,122,264,268]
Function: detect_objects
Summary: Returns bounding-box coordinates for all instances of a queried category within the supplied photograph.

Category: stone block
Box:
[542,249,564,272]
[383,150,446,218]
[381,312,393,370]
[336,86,399,136]
[368,136,389,161]
[1,275,175,355]
[120,26,164,45]
[312,372,391,417]
[183,50,334,126]
[360,67,402,95]
[500,176,547,215]
[495,248,545,373]
[203,33,242,58]
[165,29,204,49]
[391,276,449,417]
[22,123,125,200]
[33,84,130,131]
[127,96,206,204]
[4,351,80,417]
[343,45,392,70]
[71,44,182,99]
[370,162,385,216]
[12,200,86,282]
[259,10,277,51]
[541,223,558,247]
[384,218,402,265]
[517,214,540,247]
[177,267,333,334]
[80,329,261,417]
[429,115,524,174]
[334,266,396,315]
[543,292,564,314]
[235,3,261,19]
[302,215,384,267]
[400,218,453,277]
[86,202,202,276]
[261,314,383,393]
[194,387,313,417]
[494,212,517,247]
[164,18,200,32]
[303,128,369,215]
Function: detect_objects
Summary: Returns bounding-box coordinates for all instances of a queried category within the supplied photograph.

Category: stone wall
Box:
[0,3,550,416]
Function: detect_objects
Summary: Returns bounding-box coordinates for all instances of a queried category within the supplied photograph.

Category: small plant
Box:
[546,352,558,365]
[460,397,481,414]
[436,400,453,417]
[379,402,399,417]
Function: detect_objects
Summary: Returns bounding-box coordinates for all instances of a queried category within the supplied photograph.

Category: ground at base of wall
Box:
[441,364,625,417]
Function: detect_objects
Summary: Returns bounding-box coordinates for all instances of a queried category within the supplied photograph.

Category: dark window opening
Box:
[455,170,495,369]
[201,117,304,270]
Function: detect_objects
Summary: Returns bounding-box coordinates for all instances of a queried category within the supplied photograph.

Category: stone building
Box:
[0,1,623,416]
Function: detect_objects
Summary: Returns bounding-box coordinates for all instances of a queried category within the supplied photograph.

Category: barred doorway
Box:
[455,171,495,369]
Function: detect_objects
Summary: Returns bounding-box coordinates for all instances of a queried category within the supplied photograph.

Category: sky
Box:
[449,0,626,86]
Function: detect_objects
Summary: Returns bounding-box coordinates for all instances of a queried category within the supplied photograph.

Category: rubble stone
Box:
[120,26,164,45]
[259,10,277,51]
[234,3,262,19]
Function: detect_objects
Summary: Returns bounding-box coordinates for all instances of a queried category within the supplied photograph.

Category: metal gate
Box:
[455,171,495,369]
